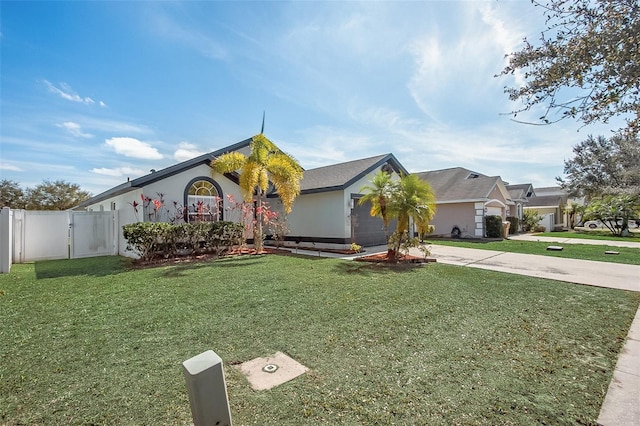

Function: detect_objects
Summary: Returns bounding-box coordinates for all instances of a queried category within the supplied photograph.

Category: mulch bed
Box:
[129,246,436,269]
[355,252,436,264]
[129,247,291,269]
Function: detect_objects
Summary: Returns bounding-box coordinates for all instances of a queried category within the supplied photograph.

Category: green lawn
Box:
[428,238,640,265]
[1,255,639,425]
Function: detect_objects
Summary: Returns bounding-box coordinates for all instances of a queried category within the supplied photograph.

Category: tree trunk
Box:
[255,194,264,253]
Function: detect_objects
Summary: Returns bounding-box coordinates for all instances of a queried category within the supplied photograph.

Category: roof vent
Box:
[467,172,480,179]
[150,169,156,173]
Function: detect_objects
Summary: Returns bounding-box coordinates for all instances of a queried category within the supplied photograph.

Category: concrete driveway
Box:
[425,244,640,292]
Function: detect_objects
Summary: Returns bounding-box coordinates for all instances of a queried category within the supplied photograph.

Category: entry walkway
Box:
[304,238,639,426]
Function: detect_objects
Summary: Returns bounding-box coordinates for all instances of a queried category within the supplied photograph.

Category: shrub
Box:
[522,210,542,232]
[122,221,244,260]
[506,216,519,235]
[122,222,173,261]
[485,215,503,238]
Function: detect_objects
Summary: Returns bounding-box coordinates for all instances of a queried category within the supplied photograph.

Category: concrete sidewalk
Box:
[509,233,640,249]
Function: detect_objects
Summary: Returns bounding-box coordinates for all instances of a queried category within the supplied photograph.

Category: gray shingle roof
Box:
[416,167,502,202]
[300,153,407,194]
[80,140,409,207]
[526,194,566,208]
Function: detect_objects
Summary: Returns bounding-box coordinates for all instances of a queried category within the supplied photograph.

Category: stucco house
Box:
[523,186,570,231]
[285,153,406,248]
[79,137,408,252]
[505,183,534,232]
[416,167,514,238]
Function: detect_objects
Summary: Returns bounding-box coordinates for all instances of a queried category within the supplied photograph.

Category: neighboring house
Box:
[416,167,514,238]
[284,154,407,248]
[79,137,408,251]
[505,183,535,232]
[523,186,582,231]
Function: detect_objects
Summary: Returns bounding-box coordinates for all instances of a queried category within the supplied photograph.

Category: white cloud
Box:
[57,121,93,138]
[173,142,205,162]
[82,118,153,134]
[0,163,23,172]
[91,166,147,177]
[43,80,100,105]
[105,137,163,160]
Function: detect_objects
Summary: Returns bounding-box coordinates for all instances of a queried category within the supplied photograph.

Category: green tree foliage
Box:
[522,210,542,232]
[0,179,25,208]
[361,171,436,261]
[24,180,91,210]
[211,133,303,253]
[565,201,586,228]
[557,134,640,198]
[584,194,640,236]
[500,0,640,136]
[358,170,394,236]
[1,179,91,210]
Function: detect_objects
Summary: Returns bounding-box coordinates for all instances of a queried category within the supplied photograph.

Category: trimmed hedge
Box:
[485,215,503,238]
[122,221,244,260]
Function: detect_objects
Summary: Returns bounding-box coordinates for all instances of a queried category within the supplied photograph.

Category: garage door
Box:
[486,206,503,217]
[351,200,395,247]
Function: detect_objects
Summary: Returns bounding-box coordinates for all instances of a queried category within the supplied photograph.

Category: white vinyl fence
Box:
[0,208,120,273]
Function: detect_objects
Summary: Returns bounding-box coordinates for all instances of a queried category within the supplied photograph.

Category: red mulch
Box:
[355,252,436,264]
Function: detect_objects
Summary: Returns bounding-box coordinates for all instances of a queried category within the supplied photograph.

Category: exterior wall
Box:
[87,188,143,214]
[286,191,348,242]
[84,166,249,254]
[526,206,564,229]
[139,167,244,222]
[430,202,477,238]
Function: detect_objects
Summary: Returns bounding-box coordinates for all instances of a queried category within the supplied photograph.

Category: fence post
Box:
[0,207,12,273]
[182,350,232,426]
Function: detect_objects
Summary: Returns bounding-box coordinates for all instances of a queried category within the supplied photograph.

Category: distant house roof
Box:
[416,167,511,204]
[506,183,534,201]
[300,153,408,195]
[526,195,566,208]
[78,138,253,208]
[524,186,569,209]
[533,186,566,196]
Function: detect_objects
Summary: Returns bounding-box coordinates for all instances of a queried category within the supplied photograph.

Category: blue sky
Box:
[0,1,623,196]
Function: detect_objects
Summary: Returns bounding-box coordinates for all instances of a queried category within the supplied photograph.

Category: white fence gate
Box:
[11,209,117,263]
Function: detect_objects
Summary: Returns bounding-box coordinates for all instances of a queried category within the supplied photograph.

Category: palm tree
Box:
[388,173,436,259]
[358,170,394,237]
[360,171,436,261]
[211,134,303,253]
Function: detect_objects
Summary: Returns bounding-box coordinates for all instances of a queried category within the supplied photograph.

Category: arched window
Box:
[184,178,223,222]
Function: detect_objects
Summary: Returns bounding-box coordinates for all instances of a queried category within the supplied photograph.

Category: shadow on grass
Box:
[159,255,273,277]
[332,260,426,276]
[34,256,130,279]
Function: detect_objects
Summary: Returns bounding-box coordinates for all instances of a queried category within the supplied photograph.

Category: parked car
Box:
[582,219,639,229]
